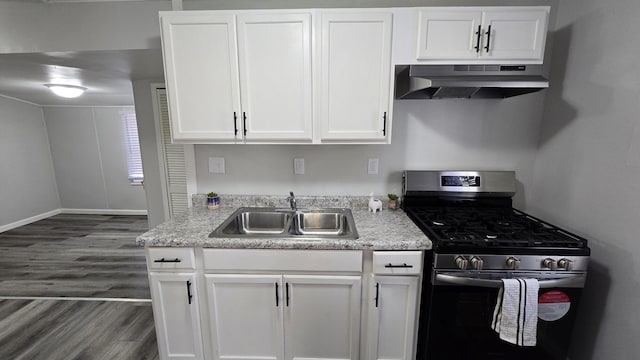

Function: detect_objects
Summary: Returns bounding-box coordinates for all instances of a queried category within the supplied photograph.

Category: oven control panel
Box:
[436,254,589,272]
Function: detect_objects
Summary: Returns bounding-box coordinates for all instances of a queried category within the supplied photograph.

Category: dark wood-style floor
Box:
[0,214,158,359]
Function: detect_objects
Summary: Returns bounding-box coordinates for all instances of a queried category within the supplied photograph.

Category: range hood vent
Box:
[395,64,549,99]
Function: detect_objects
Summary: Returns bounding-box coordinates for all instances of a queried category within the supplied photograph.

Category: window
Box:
[121,111,144,185]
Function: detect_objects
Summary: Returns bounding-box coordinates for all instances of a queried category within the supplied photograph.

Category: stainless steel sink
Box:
[210,207,358,239]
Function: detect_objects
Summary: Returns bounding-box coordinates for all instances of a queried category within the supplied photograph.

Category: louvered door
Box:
[158,89,189,217]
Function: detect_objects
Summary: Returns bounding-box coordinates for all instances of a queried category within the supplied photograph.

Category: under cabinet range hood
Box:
[395,64,549,99]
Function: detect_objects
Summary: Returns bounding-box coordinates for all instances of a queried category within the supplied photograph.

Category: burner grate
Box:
[407,206,587,249]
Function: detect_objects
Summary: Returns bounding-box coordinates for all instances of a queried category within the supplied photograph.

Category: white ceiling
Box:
[0,49,165,106]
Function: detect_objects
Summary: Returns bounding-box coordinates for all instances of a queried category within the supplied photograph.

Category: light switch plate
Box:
[209,157,225,174]
[368,158,379,175]
[294,158,305,175]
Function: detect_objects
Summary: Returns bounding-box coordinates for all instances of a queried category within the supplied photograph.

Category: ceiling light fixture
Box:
[44,84,87,98]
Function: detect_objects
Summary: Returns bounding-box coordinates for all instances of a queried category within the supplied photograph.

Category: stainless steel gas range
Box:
[402,170,590,360]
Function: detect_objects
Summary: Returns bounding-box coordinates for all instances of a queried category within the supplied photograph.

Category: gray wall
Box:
[0,96,60,228]
[196,94,546,209]
[0,1,170,53]
[44,106,147,212]
[530,0,640,358]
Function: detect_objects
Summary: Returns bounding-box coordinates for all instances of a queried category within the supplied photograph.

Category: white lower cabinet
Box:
[367,275,419,360]
[204,274,361,360]
[147,248,423,360]
[149,272,204,360]
[284,275,362,360]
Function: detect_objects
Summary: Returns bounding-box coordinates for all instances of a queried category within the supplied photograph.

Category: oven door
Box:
[421,270,585,360]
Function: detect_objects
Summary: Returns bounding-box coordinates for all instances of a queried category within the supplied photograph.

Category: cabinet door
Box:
[416,9,482,60]
[319,12,392,141]
[237,13,313,142]
[160,13,241,142]
[205,274,284,360]
[283,275,361,360]
[367,276,419,360]
[480,9,548,61]
[149,272,204,360]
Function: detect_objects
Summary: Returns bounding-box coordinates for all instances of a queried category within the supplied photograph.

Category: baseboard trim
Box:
[0,209,62,233]
[60,208,148,215]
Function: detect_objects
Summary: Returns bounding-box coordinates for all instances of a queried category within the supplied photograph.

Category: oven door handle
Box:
[434,273,586,288]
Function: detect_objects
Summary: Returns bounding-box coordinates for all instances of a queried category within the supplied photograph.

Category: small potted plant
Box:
[387,193,399,210]
[207,192,220,210]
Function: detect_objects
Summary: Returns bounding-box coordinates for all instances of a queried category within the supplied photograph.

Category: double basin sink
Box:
[209,207,358,240]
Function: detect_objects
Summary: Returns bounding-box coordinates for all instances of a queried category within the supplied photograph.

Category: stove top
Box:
[405,206,590,255]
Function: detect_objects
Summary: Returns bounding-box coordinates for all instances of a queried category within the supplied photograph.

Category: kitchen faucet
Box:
[287,191,297,211]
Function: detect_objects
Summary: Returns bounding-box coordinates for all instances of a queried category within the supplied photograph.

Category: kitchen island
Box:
[138,195,431,360]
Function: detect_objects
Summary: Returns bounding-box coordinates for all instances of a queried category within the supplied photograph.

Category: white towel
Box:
[491,278,539,346]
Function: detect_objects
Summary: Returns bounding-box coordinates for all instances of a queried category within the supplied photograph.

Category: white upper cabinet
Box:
[416,10,483,60]
[415,7,549,63]
[318,12,393,142]
[237,13,313,142]
[161,13,241,142]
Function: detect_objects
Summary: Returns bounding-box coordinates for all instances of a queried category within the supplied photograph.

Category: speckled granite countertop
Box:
[137,195,431,250]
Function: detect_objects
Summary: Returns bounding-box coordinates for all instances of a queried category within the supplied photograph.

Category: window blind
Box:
[121,111,144,184]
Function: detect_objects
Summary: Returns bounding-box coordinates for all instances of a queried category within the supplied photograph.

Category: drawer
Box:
[147,247,196,270]
[373,251,422,275]
[203,249,362,272]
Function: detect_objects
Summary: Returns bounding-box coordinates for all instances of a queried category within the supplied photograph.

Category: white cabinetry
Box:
[202,249,363,360]
[159,8,395,144]
[147,248,203,360]
[237,13,313,142]
[160,11,312,144]
[318,11,393,142]
[160,13,240,142]
[415,7,549,63]
[205,274,284,360]
[366,251,422,360]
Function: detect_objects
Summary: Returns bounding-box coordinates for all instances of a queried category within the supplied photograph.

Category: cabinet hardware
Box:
[242,112,248,137]
[382,112,387,136]
[233,112,238,136]
[154,258,181,263]
[384,263,413,268]
[484,25,492,52]
[375,283,380,308]
[275,282,279,307]
[285,282,290,307]
[474,25,482,53]
[186,280,193,305]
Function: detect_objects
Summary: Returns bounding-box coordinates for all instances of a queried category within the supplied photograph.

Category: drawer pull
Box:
[384,263,413,268]
[154,257,181,263]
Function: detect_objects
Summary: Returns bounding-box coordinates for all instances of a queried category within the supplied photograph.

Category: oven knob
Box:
[454,256,468,270]
[470,256,484,271]
[558,258,573,271]
[506,257,521,270]
[542,258,558,270]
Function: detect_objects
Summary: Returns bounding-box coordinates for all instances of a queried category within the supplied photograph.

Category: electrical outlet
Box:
[294,158,305,175]
[208,157,225,174]
[368,158,379,175]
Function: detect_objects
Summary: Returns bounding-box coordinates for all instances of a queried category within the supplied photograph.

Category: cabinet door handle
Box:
[242,112,247,137]
[484,25,492,52]
[382,112,387,136]
[153,258,181,263]
[275,282,279,307]
[233,112,238,136]
[384,263,413,268]
[285,282,290,307]
[186,280,193,305]
[375,283,380,308]
[474,25,482,53]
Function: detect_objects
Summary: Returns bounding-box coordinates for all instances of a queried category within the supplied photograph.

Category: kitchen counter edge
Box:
[136,206,431,251]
